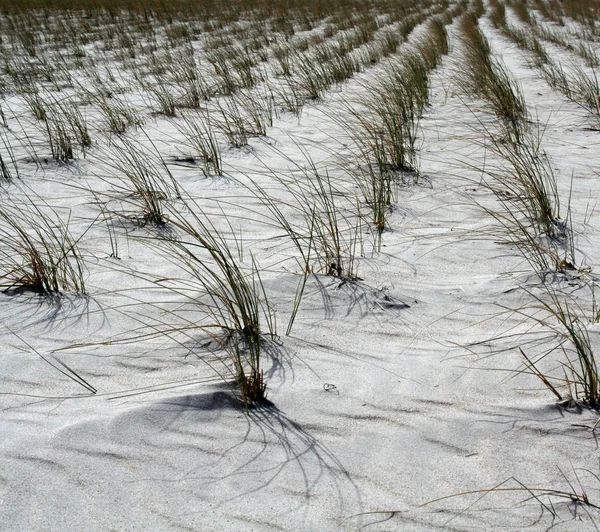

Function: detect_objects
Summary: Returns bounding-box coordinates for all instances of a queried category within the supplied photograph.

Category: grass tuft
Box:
[0,189,87,295]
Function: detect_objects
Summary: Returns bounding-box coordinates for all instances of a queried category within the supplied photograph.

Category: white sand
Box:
[2,7,600,531]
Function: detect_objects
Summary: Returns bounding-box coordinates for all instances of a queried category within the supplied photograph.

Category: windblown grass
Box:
[0,126,18,181]
[173,110,223,176]
[472,120,573,278]
[99,135,181,226]
[354,468,600,527]
[0,189,87,295]
[152,197,277,406]
[252,148,363,281]
[517,287,599,408]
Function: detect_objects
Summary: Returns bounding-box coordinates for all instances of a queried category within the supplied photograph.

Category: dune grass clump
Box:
[233,88,276,137]
[253,150,362,281]
[173,110,223,176]
[539,58,572,96]
[476,122,573,278]
[539,58,600,126]
[84,88,143,135]
[272,78,305,118]
[0,191,86,295]
[99,136,181,226]
[506,0,531,24]
[296,53,333,101]
[214,97,252,148]
[142,76,178,117]
[519,288,599,408]
[170,47,213,107]
[249,153,364,335]
[285,160,362,280]
[155,199,276,406]
[488,0,507,29]
[570,65,600,124]
[493,136,562,240]
[27,93,92,161]
[0,126,18,181]
[337,114,396,247]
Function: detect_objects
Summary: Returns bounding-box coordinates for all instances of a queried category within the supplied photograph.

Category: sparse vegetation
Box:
[1,1,600,529]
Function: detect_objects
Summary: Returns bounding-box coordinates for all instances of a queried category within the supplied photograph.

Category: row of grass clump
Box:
[488,0,600,127]
[334,15,452,250]
[457,9,600,408]
[457,10,565,271]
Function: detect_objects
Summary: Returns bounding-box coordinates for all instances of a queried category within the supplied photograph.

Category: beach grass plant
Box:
[296,53,331,101]
[491,133,562,240]
[44,113,75,161]
[272,78,305,118]
[28,93,92,161]
[142,77,178,116]
[333,102,398,249]
[273,43,294,77]
[368,57,427,176]
[418,15,449,68]
[287,158,362,281]
[207,53,242,96]
[506,0,532,23]
[488,0,507,29]
[22,91,47,121]
[86,89,143,135]
[539,58,572,97]
[233,88,276,137]
[575,42,600,69]
[99,135,181,226]
[570,65,600,124]
[0,189,87,295]
[517,287,599,408]
[173,110,223,176]
[354,468,600,527]
[0,126,18,181]
[473,122,571,278]
[252,147,362,281]
[170,47,213,107]
[214,98,249,148]
[154,198,276,406]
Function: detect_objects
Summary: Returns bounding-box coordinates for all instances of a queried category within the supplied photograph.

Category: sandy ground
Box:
[2,6,600,531]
